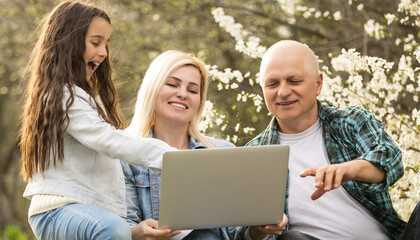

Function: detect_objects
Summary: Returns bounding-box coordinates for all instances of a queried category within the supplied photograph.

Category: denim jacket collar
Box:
[148,128,205,150]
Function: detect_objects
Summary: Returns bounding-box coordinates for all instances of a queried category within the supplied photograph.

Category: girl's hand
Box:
[131,218,181,240]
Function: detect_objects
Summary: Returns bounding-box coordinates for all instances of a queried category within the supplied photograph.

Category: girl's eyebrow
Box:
[88,35,110,42]
[89,34,104,39]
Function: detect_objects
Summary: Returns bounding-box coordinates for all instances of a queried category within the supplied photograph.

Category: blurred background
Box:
[0,0,419,238]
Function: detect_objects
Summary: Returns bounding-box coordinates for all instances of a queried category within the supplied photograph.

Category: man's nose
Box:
[277,83,291,97]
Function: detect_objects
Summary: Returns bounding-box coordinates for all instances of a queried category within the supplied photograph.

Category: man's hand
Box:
[131,218,181,240]
[300,160,385,200]
[249,214,288,239]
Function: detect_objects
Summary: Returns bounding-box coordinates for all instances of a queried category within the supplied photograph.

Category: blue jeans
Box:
[183,229,221,240]
[29,203,131,240]
[278,230,319,240]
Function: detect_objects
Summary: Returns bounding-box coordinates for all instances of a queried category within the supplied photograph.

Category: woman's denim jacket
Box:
[121,132,243,239]
[23,86,174,217]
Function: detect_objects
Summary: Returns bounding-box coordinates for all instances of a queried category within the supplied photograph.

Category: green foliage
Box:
[0,225,34,240]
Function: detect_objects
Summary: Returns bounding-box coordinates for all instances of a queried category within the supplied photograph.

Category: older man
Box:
[245,40,410,239]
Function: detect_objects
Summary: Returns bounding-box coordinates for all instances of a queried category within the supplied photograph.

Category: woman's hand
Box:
[131,219,181,240]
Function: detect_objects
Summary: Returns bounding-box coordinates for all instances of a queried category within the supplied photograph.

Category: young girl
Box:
[121,50,237,240]
[19,1,174,239]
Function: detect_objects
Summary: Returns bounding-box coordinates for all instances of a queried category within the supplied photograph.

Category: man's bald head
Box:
[259,40,319,85]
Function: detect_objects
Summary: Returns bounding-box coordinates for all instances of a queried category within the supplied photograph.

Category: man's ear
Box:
[316,73,323,96]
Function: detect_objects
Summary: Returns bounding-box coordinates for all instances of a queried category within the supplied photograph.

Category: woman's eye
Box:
[188,90,198,94]
[166,83,176,87]
[92,42,99,46]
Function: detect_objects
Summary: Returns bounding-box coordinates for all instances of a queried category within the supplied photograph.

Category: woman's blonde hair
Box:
[128,50,214,148]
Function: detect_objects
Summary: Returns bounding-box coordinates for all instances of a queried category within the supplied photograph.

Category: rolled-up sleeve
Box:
[349,109,404,190]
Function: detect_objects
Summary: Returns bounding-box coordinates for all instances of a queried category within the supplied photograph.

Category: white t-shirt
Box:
[280,120,391,240]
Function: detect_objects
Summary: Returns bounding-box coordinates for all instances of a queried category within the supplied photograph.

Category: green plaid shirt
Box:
[246,102,406,239]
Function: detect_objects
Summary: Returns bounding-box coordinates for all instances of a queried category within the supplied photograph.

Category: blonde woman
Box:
[121,50,239,240]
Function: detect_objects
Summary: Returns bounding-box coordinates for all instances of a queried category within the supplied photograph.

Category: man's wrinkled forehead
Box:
[259,41,318,84]
[260,44,304,76]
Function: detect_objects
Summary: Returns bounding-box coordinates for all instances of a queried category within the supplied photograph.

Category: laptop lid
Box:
[158,145,289,230]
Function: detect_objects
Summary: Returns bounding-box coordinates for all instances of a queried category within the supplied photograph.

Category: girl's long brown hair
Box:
[19,1,123,182]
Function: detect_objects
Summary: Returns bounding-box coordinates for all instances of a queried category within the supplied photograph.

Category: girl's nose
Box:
[98,45,107,58]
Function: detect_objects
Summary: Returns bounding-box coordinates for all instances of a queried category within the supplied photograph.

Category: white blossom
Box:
[276,0,300,16]
[217,83,223,91]
[333,11,342,21]
[414,48,420,63]
[385,13,397,25]
[211,7,266,59]
[277,26,292,38]
[364,19,385,40]
[243,127,256,134]
[234,123,240,132]
[398,0,420,17]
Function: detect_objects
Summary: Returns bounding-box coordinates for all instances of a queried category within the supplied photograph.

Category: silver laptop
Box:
[158,145,289,230]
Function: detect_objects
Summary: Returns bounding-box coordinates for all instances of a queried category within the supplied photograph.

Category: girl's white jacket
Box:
[23,86,174,217]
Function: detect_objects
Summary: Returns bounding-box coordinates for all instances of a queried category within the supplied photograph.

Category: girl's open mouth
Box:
[88,61,99,71]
